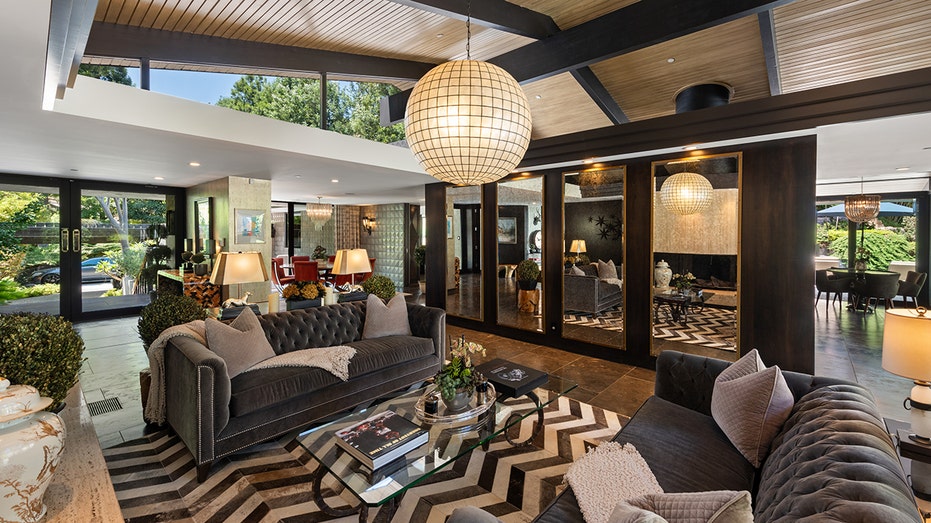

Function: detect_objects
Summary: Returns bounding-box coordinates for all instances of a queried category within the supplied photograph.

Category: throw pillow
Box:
[565,442,663,523]
[597,259,619,280]
[205,307,276,377]
[711,349,794,467]
[622,490,753,523]
[608,503,668,523]
[570,265,585,276]
[582,263,599,277]
[362,293,412,339]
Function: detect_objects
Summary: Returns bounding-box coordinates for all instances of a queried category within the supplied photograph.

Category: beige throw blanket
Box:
[242,345,356,379]
[145,320,207,425]
[565,442,663,523]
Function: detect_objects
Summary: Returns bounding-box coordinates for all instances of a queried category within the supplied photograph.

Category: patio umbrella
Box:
[817,201,915,217]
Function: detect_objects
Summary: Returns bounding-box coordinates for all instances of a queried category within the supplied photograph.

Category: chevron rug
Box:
[105,393,626,523]
[564,306,736,351]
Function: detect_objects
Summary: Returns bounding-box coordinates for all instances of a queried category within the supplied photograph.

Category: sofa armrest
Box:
[564,274,599,310]
[654,350,731,416]
[164,336,231,465]
[406,303,447,362]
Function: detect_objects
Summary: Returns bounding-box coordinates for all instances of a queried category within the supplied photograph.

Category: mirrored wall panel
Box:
[497,175,544,332]
[562,166,626,349]
[446,186,482,320]
[651,153,740,359]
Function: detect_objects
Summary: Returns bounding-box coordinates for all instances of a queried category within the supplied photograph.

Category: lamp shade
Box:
[660,172,714,215]
[332,249,371,275]
[882,309,931,382]
[405,60,532,186]
[210,252,268,286]
[570,240,587,253]
[844,194,881,223]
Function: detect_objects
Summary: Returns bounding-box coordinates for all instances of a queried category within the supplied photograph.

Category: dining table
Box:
[827,267,900,311]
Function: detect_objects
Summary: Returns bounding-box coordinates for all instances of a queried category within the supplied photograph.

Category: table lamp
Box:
[210,251,269,309]
[569,239,586,265]
[332,248,371,287]
[882,307,931,441]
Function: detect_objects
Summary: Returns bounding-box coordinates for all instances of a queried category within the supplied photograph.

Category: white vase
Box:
[654,260,672,288]
[0,380,66,523]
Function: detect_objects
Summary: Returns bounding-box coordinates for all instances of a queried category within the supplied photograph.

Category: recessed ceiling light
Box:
[436,33,444,38]
[534,95,542,100]
[582,159,594,164]
[189,162,200,167]
[69,168,78,172]
[683,145,698,151]
[331,179,339,183]
[667,57,676,63]
[153,176,164,180]
[295,174,301,178]
[896,167,910,171]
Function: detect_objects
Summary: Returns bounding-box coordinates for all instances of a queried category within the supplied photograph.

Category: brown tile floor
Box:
[76,293,916,446]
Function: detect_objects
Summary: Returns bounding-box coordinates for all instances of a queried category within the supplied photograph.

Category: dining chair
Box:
[270,258,294,291]
[357,258,376,282]
[293,260,319,281]
[815,269,853,313]
[852,272,900,313]
[291,255,311,263]
[898,271,927,308]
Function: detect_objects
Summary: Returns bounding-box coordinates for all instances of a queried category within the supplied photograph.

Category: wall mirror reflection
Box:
[497,175,544,332]
[651,153,740,359]
[446,185,482,320]
[562,166,625,350]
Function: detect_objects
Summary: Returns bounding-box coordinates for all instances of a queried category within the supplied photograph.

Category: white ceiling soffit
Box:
[816,176,931,198]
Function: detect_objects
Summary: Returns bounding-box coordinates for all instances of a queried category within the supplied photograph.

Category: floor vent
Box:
[88,397,123,417]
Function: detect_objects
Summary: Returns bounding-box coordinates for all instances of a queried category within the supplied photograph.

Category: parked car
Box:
[29,257,114,284]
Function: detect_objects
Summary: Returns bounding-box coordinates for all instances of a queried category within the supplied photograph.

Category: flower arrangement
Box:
[670,272,696,291]
[312,245,327,260]
[282,280,325,301]
[435,335,486,401]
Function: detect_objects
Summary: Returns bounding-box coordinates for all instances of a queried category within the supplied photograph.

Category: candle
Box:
[267,293,279,313]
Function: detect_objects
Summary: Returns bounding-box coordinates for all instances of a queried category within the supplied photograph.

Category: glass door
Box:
[0,182,62,316]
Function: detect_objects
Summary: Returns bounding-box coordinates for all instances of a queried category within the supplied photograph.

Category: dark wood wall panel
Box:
[624,160,654,366]
[425,182,447,309]
[739,137,817,373]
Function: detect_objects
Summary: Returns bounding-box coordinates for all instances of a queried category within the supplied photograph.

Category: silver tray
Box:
[414,382,497,424]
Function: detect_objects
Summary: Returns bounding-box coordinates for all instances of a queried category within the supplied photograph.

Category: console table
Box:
[157,269,220,307]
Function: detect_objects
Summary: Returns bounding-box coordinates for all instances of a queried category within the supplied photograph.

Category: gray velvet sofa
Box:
[564,273,622,314]
[163,301,445,481]
[452,350,921,522]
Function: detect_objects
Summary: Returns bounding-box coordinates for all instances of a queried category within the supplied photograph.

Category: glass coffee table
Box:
[296,375,577,522]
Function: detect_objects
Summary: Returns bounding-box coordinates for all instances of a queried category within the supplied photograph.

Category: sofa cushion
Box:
[597,259,619,280]
[228,335,435,416]
[582,263,599,277]
[569,265,585,276]
[711,349,793,467]
[608,504,667,523]
[613,396,756,493]
[565,442,663,523]
[754,384,921,523]
[363,294,411,339]
[618,490,752,523]
[205,307,276,377]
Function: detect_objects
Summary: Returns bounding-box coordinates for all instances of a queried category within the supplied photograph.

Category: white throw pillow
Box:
[362,293,412,339]
[597,259,619,280]
[565,442,663,523]
[205,307,276,378]
[711,349,794,467]
[570,265,585,276]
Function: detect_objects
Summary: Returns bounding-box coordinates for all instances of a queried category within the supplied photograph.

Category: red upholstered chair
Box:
[327,255,336,264]
[291,255,311,263]
[293,260,319,282]
[357,258,376,282]
[271,258,294,291]
[332,273,354,286]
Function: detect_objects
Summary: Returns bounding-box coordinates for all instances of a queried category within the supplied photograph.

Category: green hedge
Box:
[829,230,913,270]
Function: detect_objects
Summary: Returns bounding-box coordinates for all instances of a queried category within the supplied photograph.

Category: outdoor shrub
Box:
[0,278,25,304]
[414,245,426,273]
[138,293,207,350]
[830,229,913,270]
[516,259,541,282]
[0,313,85,406]
[362,275,397,300]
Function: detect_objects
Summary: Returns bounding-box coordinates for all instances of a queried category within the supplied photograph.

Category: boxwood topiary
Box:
[0,313,85,406]
[362,275,397,300]
[138,293,207,350]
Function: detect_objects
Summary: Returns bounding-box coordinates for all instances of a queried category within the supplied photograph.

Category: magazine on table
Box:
[334,410,428,470]
[475,358,548,398]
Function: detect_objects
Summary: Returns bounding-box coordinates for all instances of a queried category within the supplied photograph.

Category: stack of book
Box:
[334,410,428,470]
[474,358,548,398]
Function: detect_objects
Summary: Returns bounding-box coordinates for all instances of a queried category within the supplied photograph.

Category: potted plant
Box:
[138,293,208,351]
[362,275,397,300]
[670,272,696,294]
[435,335,486,412]
[282,280,325,309]
[191,251,208,276]
[0,312,85,408]
[312,245,328,261]
[855,246,871,271]
[515,259,540,291]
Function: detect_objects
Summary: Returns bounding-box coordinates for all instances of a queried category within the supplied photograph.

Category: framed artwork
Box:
[497,217,517,244]
[446,215,453,239]
[193,197,212,252]
[235,209,266,244]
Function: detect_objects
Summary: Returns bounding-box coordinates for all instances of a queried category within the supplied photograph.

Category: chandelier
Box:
[845,179,880,223]
[660,172,714,215]
[404,6,532,186]
[306,197,332,230]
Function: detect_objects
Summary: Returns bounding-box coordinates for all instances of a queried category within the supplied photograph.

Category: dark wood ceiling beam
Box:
[758,10,782,96]
[85,22,437,81]
[570,68,628,124]
[384,0,559,38]
[519,67,931,168]
[382,0,795,123]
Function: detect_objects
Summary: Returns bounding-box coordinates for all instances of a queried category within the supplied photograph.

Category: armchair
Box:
[814,269,853,312]
[898,270,927,308]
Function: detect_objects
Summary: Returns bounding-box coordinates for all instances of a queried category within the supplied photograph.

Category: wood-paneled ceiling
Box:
[83,0,931,140]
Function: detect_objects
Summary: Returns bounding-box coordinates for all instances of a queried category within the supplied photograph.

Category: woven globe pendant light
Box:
[660,172,714,215]
[405,60,532,186]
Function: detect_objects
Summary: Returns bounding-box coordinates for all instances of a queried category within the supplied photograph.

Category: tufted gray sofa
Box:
[526,350,922,522]
[564,273,622,314]
[163,300,445,481]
